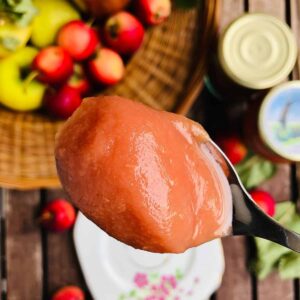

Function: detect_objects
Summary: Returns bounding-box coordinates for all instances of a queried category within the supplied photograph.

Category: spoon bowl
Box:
[210,140,300,253]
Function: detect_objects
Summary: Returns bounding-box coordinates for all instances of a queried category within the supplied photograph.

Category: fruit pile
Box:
[38,198,86,299]
[0,0,171,119]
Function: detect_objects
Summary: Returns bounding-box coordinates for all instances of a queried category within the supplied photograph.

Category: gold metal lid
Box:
[218,13,298,90]
[259,81,300,161]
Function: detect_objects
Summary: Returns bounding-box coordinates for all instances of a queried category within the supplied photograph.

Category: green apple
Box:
[31,0,80,48]
[0,47,46,111]
[0,21,32,58]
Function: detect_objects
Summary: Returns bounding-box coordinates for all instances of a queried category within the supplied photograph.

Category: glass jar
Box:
[244,81,300,163]
[206,13,298,101]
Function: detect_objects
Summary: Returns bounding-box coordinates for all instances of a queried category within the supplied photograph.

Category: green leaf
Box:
[129,290,136,297]
[118,294,126,300]
[174,0,200,9]
[175,268,184,280]
[235,155,276,189]
[253,202,300,279]
[278,252,300,279]
[0,0,37,26]
[253,237,290,279]
[0,36,20,50]
[149,272,159,281]
[12,0,38,26]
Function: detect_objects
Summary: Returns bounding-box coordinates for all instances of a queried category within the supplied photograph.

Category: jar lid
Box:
[259,81,300,161]
[218,13,298,90]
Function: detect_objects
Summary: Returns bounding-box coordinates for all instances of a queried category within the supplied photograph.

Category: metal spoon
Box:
[209,140,300,253]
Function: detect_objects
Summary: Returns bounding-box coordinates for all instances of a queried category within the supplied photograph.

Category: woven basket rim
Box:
[0,176,61,190]
[1,0,220,190]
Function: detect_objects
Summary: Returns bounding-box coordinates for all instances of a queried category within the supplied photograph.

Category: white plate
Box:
[74,213,225,300]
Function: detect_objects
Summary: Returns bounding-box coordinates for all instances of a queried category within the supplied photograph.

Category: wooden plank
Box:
[248,2,294,300]
[258,272,294,300]
[289,4,300,295]
[295,164,300,300]
[216,237,252,300]
[45,189,88,297]
[259,164,291,202]
[291,0,300,79]
[216,2,253,299]
[297,163,300,207]
[248,0,285,19]
[0,190,3,300]
[220,0,244,29]
[4,189,43,300]
[258,164,293,300]
[257,164,294,300]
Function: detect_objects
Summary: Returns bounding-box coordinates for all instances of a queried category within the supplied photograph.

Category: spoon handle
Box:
[231,183,300,253]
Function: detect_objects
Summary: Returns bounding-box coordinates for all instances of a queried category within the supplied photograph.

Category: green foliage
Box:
[253,202,300,279]
[0,0,37,26]
[235,154,276,189]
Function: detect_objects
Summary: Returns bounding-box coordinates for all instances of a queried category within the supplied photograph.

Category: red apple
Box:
[88,48,125,85]
[58,20,99,61]
[39,199,76,232]
[216,135,248,165]
[44,86,82,119]
[103,11,145,55]
[52,286,85,300]
[136,0,171,25]
[66,64,91,96]
[32,46,73,84]
[79,0,130,18]
[249,190,276,217]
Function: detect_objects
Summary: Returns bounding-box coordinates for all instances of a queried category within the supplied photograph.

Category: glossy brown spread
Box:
[55,96,232,253]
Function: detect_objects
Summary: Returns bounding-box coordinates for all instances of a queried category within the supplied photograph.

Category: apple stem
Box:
[87,18,96,27]
[37,211,53,224]
[23,71,39,93]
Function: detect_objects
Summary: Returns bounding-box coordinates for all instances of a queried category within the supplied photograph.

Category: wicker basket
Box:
[0,0,220,189]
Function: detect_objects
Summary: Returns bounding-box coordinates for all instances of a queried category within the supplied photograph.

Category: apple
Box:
[103,11,145,55]
[31,0,80,48]
[32,46,74,84]
[57,20,99,61]
[66,64,91,96]
[52,286,85,300]
[79,0,130,18]
[249,190,276,217]
[44,86,82,119]
[135,0,171,25]
[40,199,76,232]
[88,48,125,85]
[0,47,46,111]
[216,135,248,165]
[0,19,32,58]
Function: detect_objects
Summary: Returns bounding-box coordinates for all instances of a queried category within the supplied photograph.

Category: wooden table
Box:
[1,0,300,299]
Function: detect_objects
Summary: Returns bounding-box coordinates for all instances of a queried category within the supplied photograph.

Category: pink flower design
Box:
[145,296,157,300]
[134,273,148,288]
[194,276,200,284]
[151,284,159,291]
[159,283,169,295]
[174,297,181,300]
[161,275,177,289]
[145,296,165,300]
